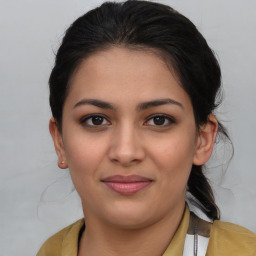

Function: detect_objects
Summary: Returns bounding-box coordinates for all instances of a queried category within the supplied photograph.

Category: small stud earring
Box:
[61,160,65,164]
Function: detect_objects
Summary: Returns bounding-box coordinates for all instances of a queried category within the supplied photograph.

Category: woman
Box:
[37,0,256,255]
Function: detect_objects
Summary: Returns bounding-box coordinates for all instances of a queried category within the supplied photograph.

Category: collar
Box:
[62,219,85,256]
[163,205,190,256]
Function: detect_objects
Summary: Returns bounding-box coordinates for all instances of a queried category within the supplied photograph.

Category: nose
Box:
[108,123,146,166]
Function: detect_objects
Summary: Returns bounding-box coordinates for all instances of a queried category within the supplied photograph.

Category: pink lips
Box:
[102,175,152,195]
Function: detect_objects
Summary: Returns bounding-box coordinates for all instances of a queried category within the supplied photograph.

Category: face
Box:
[51,47,216,229]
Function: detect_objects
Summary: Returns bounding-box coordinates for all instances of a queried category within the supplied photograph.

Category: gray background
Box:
[0,0,255,255]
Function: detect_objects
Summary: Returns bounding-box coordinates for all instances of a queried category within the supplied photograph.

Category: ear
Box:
[49,117,68,169]
[193,114,218,166]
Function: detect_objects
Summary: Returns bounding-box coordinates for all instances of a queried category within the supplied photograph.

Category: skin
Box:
[50,47,218,256]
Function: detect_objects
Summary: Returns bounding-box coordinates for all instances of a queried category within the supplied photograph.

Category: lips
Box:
[101,175,153,195]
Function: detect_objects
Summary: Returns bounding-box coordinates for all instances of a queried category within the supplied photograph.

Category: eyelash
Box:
[80,114,175,128]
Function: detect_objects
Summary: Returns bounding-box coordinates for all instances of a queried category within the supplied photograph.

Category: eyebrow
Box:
[137,98,183,111]
[73,99,115,109]
[73,98,183,110]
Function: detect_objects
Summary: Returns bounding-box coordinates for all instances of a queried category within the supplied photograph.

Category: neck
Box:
[78,203,186,256]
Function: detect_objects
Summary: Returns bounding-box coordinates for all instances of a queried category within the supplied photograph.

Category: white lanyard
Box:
[183,234,209,256]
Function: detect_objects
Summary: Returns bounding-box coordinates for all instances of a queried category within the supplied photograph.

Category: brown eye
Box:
[153,116,166,125]
[81,115,110,127]
[145,114,175,127]
[91,116,104,125]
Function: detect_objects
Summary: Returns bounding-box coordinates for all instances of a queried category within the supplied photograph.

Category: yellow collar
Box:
[163,205,190,256]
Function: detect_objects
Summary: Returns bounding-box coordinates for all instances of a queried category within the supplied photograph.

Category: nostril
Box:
[109,148,145,166]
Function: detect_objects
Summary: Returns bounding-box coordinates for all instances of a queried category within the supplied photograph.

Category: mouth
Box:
[101,175,153,195]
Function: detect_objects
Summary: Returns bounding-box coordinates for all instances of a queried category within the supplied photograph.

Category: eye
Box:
[80,115,110,127]
[145,114,175,127]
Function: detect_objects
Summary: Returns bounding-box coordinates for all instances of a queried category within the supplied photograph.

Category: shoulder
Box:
[212,220,256,242]
[207,220,256,255]
[37,219,84,256]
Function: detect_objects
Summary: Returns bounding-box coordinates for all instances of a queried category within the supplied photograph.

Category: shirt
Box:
[37,206,256,256]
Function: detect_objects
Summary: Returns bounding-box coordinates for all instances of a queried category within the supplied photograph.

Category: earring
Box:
[61,160,65,164]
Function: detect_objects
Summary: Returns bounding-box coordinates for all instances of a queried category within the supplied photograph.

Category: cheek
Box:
[147,131,196,189]
[63,133,108,180]
[63,135,109,205]
[149,135,196,170]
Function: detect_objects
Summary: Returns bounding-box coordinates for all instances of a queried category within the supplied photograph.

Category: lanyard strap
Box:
[183,212,212,256]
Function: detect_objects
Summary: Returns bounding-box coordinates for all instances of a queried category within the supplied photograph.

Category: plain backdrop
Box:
[0,0,255,255]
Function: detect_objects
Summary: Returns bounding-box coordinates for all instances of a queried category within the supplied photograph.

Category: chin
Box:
[99,201,160,230]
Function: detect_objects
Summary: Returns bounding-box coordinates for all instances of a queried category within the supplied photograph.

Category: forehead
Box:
[66,47,192,110]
